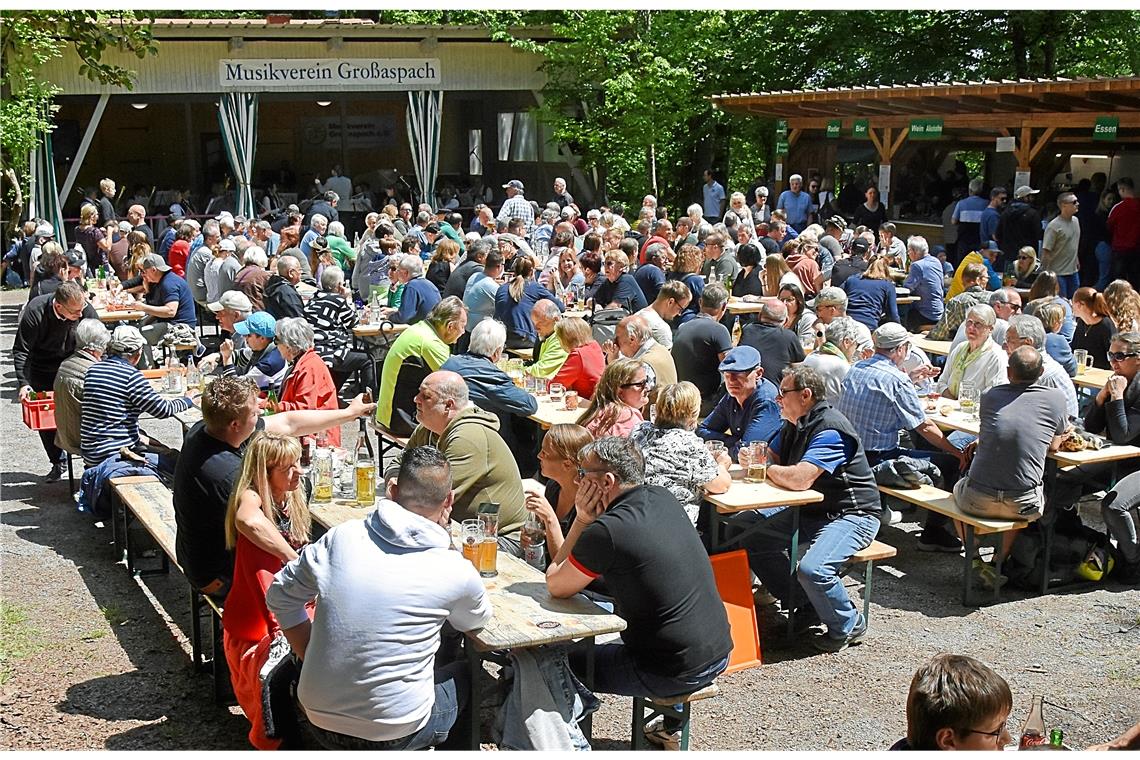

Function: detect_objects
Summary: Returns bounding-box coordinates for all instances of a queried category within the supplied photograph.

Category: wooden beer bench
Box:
[877,484,1027,606]
[109,475,230,704]
[842,540,898,629]
[632,682,720,751]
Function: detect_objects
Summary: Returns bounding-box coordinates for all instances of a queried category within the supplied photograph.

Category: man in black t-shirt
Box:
[546,437,731,750]
[173,376,375,599]
[671,283,734,416]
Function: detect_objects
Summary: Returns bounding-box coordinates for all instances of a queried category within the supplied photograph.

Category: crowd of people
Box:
[10,167,1140,751]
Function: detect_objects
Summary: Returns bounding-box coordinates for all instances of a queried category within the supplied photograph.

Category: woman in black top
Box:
[425,238,458,296]
[1071,287,1116,369]
[523,423,593,560]
[852,185,888,232]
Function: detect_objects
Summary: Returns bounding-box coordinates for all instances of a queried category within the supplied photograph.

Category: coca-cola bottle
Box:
[1018,695,1047,749]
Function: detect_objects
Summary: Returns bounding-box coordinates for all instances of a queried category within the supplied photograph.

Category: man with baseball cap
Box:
[496,179,534,235]
[696,345,782,460]
[995,185,1042,263]
[207,290,252,347]
[137,253,197,365]
[208,312,287,389]
[836,323,967,553]
[80,324,193,468]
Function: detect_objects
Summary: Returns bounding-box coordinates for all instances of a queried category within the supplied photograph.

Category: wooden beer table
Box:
[1072,366,1112,392]
[97,307,148,323]
[528,393,585,429]
[909,333,951,357]
[310,500,625,749]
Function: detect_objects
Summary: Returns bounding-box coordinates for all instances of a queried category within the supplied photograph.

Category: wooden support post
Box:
[58,93,110,207]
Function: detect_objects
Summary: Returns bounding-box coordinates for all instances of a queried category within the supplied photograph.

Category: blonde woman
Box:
[1105,279,1140,334]
[523,423,593,558]
[221,432,312,751]
[577,357,650,437]
[762,253,803,297]
[74,203,111,274]
[629,381,732,526]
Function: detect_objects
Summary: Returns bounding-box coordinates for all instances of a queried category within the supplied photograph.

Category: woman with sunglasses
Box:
[1004,245,1040,289]
[629,381,732,527]
[777,282,817,343]
[222,431,312,750]
[577,357,651,437]
[1051,331,1140,530]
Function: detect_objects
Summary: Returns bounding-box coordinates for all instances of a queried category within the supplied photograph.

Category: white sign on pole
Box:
[775,163,783,181]
[1014,170,1032,191]
[220,59,442,90]
[996,136,1016,153]
[879,164,891,208]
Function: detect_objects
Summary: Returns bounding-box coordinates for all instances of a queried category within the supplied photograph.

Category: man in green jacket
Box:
[384,370,527,553]
[524,299,569,379]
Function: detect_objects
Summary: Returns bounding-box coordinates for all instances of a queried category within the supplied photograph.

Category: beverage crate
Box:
[22,392,57,431]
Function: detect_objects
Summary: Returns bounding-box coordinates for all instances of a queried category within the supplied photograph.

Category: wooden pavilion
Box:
[711,76,1140,212]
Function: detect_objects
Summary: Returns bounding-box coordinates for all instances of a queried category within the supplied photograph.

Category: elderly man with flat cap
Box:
[697,345,782,460]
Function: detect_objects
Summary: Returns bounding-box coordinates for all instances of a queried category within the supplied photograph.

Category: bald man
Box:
[383,371,528,551]
[127,204,155,248]
[604,314,677,410]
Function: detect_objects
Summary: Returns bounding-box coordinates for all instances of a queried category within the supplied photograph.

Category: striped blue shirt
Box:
[835,353,926,453]
[80,355,192,466]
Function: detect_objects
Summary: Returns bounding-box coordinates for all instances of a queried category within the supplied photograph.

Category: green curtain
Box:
[406,91,443,208]
[217,92,259,218]
[32,125,66,248]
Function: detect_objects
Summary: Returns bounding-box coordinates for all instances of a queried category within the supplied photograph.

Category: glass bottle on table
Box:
[354,418,376,506]
[1018,695,1047,749]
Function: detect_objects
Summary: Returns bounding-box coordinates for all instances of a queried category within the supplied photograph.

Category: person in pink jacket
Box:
[577,357,650,438]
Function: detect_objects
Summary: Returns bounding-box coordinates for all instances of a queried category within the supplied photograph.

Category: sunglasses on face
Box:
[620,378,654,391]
[1108,351,1140,362]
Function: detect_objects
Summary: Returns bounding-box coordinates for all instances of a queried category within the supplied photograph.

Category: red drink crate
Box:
[22,392,57,431]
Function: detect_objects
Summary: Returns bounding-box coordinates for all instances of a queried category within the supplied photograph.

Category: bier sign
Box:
[909,118,943,140]
[852,119,870,139]
[1094,116,1119,142]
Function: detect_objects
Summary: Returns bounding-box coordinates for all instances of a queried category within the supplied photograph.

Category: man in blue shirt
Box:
[137,254,197,367]
[776,174,813,230]
[951,179,989,259]
[835,323,966,553]
[702,169,726,222]
[461,251,505,352]
[978,187,1007,255]
[380,255,440,325]
[902,235,945,332]
[696,346,781,459]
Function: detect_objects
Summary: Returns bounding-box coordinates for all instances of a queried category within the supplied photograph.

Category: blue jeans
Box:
[571,644,728,731]
[1095,241,1113,290]
[744,509,880,637]
[309,661,468,751]
[1057,272,1080,299]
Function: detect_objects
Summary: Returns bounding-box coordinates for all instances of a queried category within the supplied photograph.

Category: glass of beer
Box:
[549,382,565,404]
[745,441,769,483]
[461,520,481,565]
[477,535,498,577]
[564,390,579,410]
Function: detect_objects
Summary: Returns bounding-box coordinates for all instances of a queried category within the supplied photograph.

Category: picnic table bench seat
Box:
[632,681,721,751]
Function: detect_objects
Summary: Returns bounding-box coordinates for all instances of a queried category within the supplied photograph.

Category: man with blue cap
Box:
[696,345,781,459]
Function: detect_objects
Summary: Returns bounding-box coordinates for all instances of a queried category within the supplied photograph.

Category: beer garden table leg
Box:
[784,509,801,641]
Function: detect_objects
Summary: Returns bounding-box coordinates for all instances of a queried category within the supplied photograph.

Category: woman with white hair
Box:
[936,304,1008,400]
[302,266,375,398]
[270,317,342,446]
[325,219,356,272]
[724,191,756,238]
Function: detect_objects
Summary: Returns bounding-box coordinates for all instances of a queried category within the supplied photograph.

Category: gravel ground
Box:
[2,287,1137,751]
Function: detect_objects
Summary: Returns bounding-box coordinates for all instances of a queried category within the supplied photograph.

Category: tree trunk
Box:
[1008,14,1028,79]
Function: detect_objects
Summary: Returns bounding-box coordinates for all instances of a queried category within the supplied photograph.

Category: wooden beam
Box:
[788,128,802,150]
[58,93,110,207]
[998,93,1043,110]
[718,111,1140,131]
[1017,125,1033,169]
[1028,126,1057,164]
[868,127,886,163]
[889,127,910,161]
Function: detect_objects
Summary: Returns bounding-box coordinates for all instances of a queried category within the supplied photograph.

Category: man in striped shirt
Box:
[80,326,194,468]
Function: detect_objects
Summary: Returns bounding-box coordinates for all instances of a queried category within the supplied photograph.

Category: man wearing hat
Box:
[696,345,782,460]
[496,179,534,235]
[210,312,287,389]
[137,253,197,364]
[207,290,252,346]
[14,281,99,481]
[205,237,240,305]
[744,363,882,653]
[830,236,870,289]
[995,185,1042,264]
[836,323,967,553]
[80,325,193,468]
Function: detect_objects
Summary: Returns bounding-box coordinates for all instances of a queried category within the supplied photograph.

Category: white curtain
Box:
[217,92,259,218]
[406,91,443,207]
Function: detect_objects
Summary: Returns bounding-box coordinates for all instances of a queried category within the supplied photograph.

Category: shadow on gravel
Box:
[6,478,245,749]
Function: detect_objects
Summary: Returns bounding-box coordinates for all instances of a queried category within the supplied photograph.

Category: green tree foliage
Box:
[0,11,156,224]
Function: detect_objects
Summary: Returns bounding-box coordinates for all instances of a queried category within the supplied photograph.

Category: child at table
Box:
[890,653,1013,751]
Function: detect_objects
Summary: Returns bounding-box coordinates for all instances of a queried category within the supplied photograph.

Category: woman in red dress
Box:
[222,432,312,750]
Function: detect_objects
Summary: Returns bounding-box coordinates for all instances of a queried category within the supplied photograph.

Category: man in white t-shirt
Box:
[637,280,691,349]
[1042,191,1081,298]
[266,446,491,751]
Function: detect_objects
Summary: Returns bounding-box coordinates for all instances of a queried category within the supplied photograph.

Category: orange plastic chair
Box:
[709,549,762,673]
